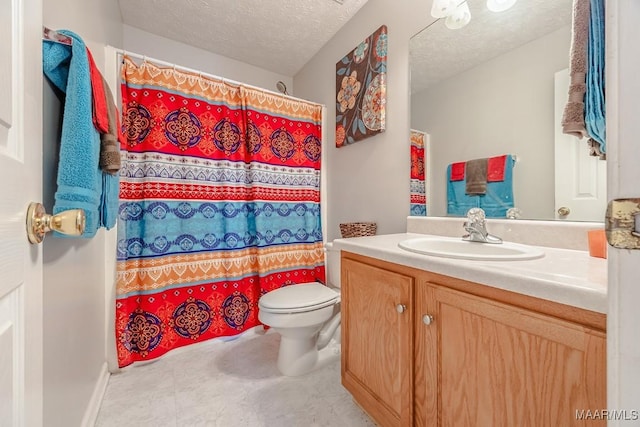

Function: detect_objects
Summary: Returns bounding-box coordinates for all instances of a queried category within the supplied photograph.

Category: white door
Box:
[553,69,607,221]
[0,0,43,426]
[608,1,640,420]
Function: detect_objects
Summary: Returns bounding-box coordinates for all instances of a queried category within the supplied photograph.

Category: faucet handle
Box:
[466,208,486,222]
[463,208,503,244]
[506,207,522,219]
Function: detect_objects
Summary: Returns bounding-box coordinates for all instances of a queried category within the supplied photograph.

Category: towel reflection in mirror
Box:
[447,154,516,218]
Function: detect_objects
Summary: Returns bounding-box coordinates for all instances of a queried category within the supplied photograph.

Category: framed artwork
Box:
[335,25,387,147]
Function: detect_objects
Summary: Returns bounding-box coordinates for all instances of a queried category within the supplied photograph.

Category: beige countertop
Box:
[333,233,607,314]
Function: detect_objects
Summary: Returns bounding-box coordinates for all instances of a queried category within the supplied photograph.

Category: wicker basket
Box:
[339,222,377,238]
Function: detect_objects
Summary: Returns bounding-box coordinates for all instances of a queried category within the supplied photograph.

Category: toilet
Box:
[258,242,342,376]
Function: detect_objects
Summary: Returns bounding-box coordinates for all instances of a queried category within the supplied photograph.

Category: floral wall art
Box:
[335,25,387,147]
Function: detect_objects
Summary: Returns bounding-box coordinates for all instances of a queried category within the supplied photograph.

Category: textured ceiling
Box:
[118,0,369,76]
[410,0,573,94]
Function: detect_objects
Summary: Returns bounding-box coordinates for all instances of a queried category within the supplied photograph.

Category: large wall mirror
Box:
[409,0,606,221]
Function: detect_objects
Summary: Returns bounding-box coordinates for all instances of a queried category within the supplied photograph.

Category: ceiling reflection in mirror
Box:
[409,0,606,222]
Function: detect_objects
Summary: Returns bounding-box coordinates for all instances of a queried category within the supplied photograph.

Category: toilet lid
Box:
[259,282,339,313]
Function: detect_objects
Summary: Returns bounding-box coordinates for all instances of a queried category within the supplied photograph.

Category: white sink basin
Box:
[398,236,545,261]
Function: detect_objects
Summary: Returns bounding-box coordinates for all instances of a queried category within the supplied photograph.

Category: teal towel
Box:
[43,30,119,236]
[448,155,515,218]
[586,0,606,153]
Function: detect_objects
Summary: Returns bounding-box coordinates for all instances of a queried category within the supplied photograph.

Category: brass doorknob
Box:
[26,202,85,244]
[557,206,571,217]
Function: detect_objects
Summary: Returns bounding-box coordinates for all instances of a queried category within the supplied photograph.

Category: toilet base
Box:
[277,333,341,376]
[258,296,342,377]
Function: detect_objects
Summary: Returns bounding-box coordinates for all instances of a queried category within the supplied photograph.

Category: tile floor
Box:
[95,328,376,427]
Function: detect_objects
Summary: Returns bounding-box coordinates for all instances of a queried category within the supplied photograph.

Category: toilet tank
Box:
[324,242,341,288]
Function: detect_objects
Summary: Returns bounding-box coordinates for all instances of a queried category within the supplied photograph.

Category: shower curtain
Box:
[410,130,427,216]
[116,58,325,367]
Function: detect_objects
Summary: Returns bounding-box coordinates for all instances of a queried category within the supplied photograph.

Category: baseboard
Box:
[81,362,110,427]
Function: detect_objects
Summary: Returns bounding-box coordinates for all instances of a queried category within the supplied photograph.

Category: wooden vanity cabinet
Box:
[341,257,414,426]
[416,283,606,427]
[341,252,607,427]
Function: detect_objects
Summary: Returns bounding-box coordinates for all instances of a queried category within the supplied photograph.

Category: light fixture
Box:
[431,0,517,31]
[431,0,471,30]
[430,0,457,19]
[445,2,471,30]
[486,0,517,12]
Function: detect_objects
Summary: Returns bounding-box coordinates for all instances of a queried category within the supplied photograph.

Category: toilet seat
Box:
[259,282,339,314]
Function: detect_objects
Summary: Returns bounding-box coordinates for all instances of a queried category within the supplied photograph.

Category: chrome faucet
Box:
[462,208,503,244]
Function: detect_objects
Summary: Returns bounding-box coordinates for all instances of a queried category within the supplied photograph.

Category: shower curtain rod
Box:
[108,46,325,108]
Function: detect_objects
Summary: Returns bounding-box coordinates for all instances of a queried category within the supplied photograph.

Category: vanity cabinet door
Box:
[416,283,606,427]
[341,258,414,427]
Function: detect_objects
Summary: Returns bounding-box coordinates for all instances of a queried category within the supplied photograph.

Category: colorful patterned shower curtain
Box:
[116,58,325,367]
[410,130,427,216]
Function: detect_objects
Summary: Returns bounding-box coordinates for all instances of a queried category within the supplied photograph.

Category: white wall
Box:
[42,1,122,426]
[38,0,640,420]
[411,26,571,219]
[35,0,640,420]
[123,25,294,95]
[294,0,639,416]
[294,0,422,241]
[41,16,297,427]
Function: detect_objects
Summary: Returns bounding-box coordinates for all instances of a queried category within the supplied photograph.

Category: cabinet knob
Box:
[422,314,434,325]
[396,304,406,313]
